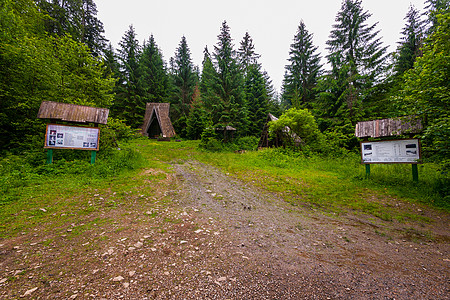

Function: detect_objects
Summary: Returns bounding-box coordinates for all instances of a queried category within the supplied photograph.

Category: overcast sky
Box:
[96,0,427,92]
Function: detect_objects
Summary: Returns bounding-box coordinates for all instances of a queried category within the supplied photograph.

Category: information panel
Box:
[361,139,420,164]
[45,124,100,151]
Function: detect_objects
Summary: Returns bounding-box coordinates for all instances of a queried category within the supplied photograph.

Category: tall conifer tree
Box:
[394,5,425,77]
[212,21,248,134]
[169,36,198,136]
[238,32,261,74]
[35,0,106,56]
[321,0,387,122]
[114,25,142,127]
[138,35,170,104]
[282,21,322,109]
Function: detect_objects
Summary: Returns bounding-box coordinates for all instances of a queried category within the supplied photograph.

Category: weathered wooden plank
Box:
[355,117,422,138]
[37,101,109,124]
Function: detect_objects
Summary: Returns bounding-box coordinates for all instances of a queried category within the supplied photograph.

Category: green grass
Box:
[0,138,447,239]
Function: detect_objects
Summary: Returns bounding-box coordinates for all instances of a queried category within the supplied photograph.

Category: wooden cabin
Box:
[141,103,176,139]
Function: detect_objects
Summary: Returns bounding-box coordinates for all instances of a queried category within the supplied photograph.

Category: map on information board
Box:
[361,139,420,164]
[45,124,100,151]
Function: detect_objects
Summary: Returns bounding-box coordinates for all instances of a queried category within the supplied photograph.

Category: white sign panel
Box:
[45,124,100,150]
[361,139,420,164]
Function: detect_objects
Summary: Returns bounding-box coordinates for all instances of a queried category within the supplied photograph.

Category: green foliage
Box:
[139,35,170,104]
[245,64,269,136]
[0,2,114,152]
[282,21,322,109]
[186,86,211,140]
[0,146,144,206]
[397,13,450,170]
[169,36,199,136]
[317,0,388,136]
[99,118,137,150]
[393,5,425,77]
[211,21,249,135]
[113,25,142,127]
[35,0,107,56]
[268,108,326,152]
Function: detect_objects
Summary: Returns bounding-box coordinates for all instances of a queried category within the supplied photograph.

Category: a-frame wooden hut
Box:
[141,103,176,139]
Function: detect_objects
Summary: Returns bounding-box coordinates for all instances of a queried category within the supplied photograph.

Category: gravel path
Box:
[0,159,448,299]
[171,160,450,299]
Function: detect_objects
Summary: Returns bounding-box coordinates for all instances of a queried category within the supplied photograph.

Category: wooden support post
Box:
[91,150,97,165]
[46,149,53,164]
[365,164,371,179]
[412,164,419,182]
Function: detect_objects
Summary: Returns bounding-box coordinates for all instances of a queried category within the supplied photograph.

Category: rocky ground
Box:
[0,160,449,299]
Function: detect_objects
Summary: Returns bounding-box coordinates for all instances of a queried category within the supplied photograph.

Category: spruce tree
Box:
[322,0,388,122]
[237,32,271,136]
[424,0,449,35]
[169,36,199,137]
[35,0,106,56]
[138,35,170,104]
[114,25,142,127]
[212,21,248,135]
[186,85,210,140]
[200,47,220,119]
[394,5,425,77]
[282,21,322,109]
[238,32,261,74]
[245,64,269,136]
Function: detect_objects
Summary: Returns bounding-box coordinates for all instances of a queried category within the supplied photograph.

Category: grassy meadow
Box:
[0,138,448,239]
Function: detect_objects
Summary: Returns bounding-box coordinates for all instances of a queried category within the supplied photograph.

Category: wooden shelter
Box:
[258,113,303,148]
[215,125,236,142]
[355,117,422,139]
[37,101,109,125]
[258,113,281,148]
[141,103,176,139]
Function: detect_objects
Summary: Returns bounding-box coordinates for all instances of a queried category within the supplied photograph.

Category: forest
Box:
[0,0,448,173]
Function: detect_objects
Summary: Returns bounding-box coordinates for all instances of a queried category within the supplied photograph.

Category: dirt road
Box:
[0,159,449,299]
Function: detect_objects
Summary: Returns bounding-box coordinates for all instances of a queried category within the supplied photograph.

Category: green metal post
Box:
[46,149,53,164]
[91,150,97,165]
[412,164,419,182]
[365,164,370,179]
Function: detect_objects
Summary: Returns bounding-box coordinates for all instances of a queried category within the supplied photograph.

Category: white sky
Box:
[96,0,427,93]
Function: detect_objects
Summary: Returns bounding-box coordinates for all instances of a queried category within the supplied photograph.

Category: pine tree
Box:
[394,5,425,77]
[398,12,450,166]
[424,0,449,35]
[138,35,170,104]
[323,0,388,121]
[212,21,248,135]
[237,32,261,74]
[114,25,142,127]
[35,0,106,56]
[186,85,210,140]
[169,36,198,136]
[245,64,269,136]
[282,21,322,109]
[199,47,221,124]
[237,32,271,136]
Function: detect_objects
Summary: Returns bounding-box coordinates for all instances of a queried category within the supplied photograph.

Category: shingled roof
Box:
[37,101,109,125]
[141,103,176,138]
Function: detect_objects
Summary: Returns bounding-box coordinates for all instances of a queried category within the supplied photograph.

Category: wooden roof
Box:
[37,101,109,124]
[141,103,176,138]
[355,117,422,138]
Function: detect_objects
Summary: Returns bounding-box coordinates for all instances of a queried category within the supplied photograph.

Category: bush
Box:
[100,118,137,150]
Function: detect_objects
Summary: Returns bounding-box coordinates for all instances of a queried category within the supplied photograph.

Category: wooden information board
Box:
[44,124,100,151]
